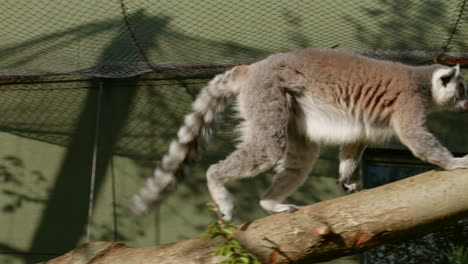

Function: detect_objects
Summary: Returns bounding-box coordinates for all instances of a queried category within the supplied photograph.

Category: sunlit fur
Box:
[132,48,468,220]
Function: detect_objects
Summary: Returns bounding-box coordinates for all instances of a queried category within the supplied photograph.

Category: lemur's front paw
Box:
[221,213,233,222]
[445,157,468,170]
[338,179,357,193]
[342,182,357,193]
[218,205,234,222]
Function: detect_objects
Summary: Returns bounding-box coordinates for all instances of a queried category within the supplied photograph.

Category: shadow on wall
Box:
[345,0,449,52]
[0,8,276,263]
[0,155,50,259]
[281,10,313,49]
[0,9,268,77]
[0,156,49,215]
[21,11,150,261]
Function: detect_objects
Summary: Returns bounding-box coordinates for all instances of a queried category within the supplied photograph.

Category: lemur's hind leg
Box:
[338,141,366,193]
[260,121,320,215]
[206,76,290,221]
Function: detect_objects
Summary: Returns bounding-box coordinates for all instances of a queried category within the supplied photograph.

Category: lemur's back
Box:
[257,48,422,106]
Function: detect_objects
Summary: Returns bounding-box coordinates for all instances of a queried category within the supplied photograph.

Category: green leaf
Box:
[237,257,250,263]
[222,228,233,237]
[231,239,243,249]
[222,245,232,256]
[214,247,223,256]
[204,204,261,264]
[224,222,236,228]
[211,232,222,239]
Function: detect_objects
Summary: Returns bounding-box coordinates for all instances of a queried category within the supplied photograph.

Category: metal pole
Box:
[86,79,104,242]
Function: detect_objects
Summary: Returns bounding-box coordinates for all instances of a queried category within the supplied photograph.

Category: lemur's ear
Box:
[440,65,458,87]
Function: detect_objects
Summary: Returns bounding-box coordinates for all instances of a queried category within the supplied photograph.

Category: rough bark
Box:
[42,169,468,264]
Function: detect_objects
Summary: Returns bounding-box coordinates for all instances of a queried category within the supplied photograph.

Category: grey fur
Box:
[131,66,243,214]
[132,48,468,220]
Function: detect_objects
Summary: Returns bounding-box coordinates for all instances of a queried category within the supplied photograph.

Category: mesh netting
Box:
[1,2,467,259]
[0,76,241,162]
[1,0,468,161]
[1,0,468,78]
[0,76,245,161]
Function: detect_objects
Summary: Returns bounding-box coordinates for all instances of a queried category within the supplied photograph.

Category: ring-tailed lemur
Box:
[132,48,468,221]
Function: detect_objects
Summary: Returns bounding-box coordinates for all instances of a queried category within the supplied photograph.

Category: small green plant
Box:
[201,202,261,264]
[443,244,468,264]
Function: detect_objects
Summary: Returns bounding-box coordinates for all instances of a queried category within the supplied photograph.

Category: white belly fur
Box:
[295,96,393,144]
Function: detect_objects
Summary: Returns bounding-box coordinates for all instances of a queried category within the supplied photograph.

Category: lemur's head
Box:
[431,64,468,112]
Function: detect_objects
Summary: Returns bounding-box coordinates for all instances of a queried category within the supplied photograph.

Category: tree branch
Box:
[42,169,468,264]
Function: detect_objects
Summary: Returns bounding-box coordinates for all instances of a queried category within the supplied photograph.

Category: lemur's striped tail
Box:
[131,66,246,215]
